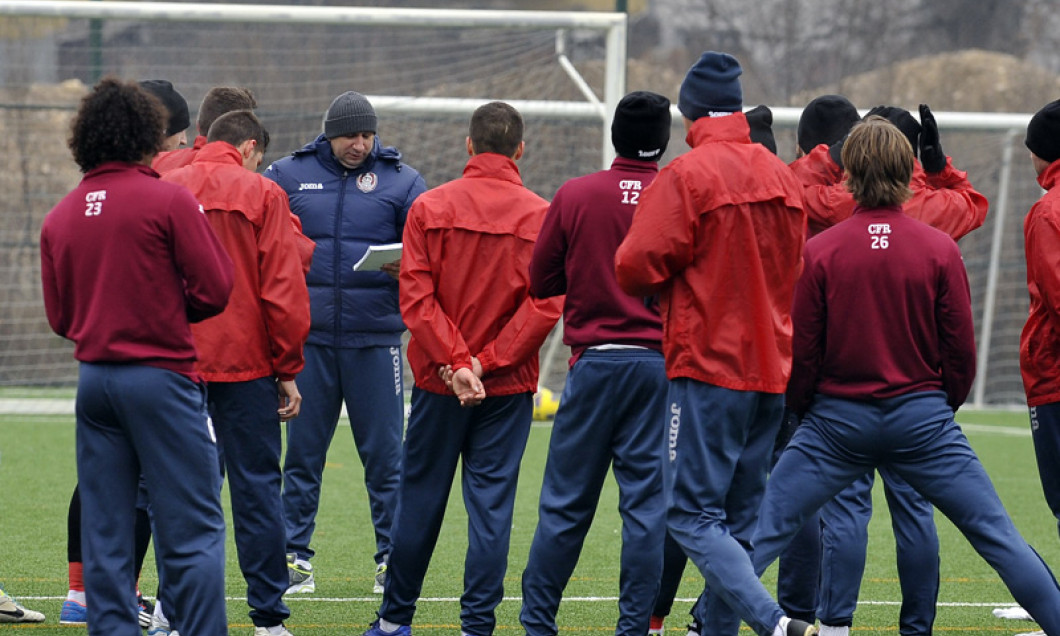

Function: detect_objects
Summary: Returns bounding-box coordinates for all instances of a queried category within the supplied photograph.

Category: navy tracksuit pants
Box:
[520,348,668,636]
[76,363,228,636]
[653,532,689,620]
[379,388,532,636]
[818,468,939,634]
[772,408,821,626]
[656,407,820,631]
[210,378,291,628]
[282,343,404,565]
[1030,402,1060,542]
[665,379,786,636]
[753,392,1060,636]
[769,410,939,635]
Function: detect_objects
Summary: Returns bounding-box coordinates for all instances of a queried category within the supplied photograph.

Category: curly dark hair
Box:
[68,76,165,172]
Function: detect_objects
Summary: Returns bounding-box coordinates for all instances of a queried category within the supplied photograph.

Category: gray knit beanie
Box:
[324,91,377,139]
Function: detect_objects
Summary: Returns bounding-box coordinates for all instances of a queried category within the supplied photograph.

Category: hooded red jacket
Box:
[1021,160,1060,406]
[155,136,314,273]
[400,153,562,396]
[615,113,806,393]
[164,142,311,382]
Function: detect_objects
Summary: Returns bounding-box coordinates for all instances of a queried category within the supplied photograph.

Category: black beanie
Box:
[1026,99,1060,164]
[678,51,743,121]
[139,79,190,137]
[324,91,377,139]
[611,91,671,161]
[797,94,859,154]
[866,105,922,158]
[745,105,777,155]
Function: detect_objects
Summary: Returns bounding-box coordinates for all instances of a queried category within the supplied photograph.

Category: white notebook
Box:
[353,243,403,272]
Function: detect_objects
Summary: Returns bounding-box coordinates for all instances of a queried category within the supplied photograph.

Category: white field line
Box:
[959,422,1030,436]
[0,397,75,414]
[12,595,1024,608]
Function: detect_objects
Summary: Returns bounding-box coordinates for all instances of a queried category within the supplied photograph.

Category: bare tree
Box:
[642,0,1058,103]
[911,0,1027,56]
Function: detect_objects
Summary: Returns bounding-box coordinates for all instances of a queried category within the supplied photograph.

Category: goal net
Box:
[0,0,626,409]
[0,1,1044,410]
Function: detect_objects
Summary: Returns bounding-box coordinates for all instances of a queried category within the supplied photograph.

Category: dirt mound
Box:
[793,49,1060,113]
[434,48,1058,114]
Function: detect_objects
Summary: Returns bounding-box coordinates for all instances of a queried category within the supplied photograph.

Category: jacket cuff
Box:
[476,349,497,375]
[923,157,963,187]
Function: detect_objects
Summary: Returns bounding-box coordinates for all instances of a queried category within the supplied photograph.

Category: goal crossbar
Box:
[0,1,625,29]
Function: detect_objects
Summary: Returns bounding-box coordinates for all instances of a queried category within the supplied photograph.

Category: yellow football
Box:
[533,387,560,421]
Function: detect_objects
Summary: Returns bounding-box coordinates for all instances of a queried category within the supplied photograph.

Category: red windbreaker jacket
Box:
[400,153,563,396]
[164,142,311,382]
[791,143,988,240]
[152,135,206,174]
[1021,161,1060,406]
[615,113,806,393]
[155,137,314,273]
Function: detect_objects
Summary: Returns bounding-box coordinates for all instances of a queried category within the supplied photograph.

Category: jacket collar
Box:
[294,133,404,176]
[84,161,158,180]
[684,111,751,149]
[1039,159,1060,191]
[852,204,904,216]
[190,141,244,167]
[610,156,660,174]
[462,152,523,185]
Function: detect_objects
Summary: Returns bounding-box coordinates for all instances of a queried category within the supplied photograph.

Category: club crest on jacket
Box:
[357,172,378,193]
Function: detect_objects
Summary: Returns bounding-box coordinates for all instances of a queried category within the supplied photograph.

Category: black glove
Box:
[918,103,947,173]
[828,134,847,171]
[744,104,777,155]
